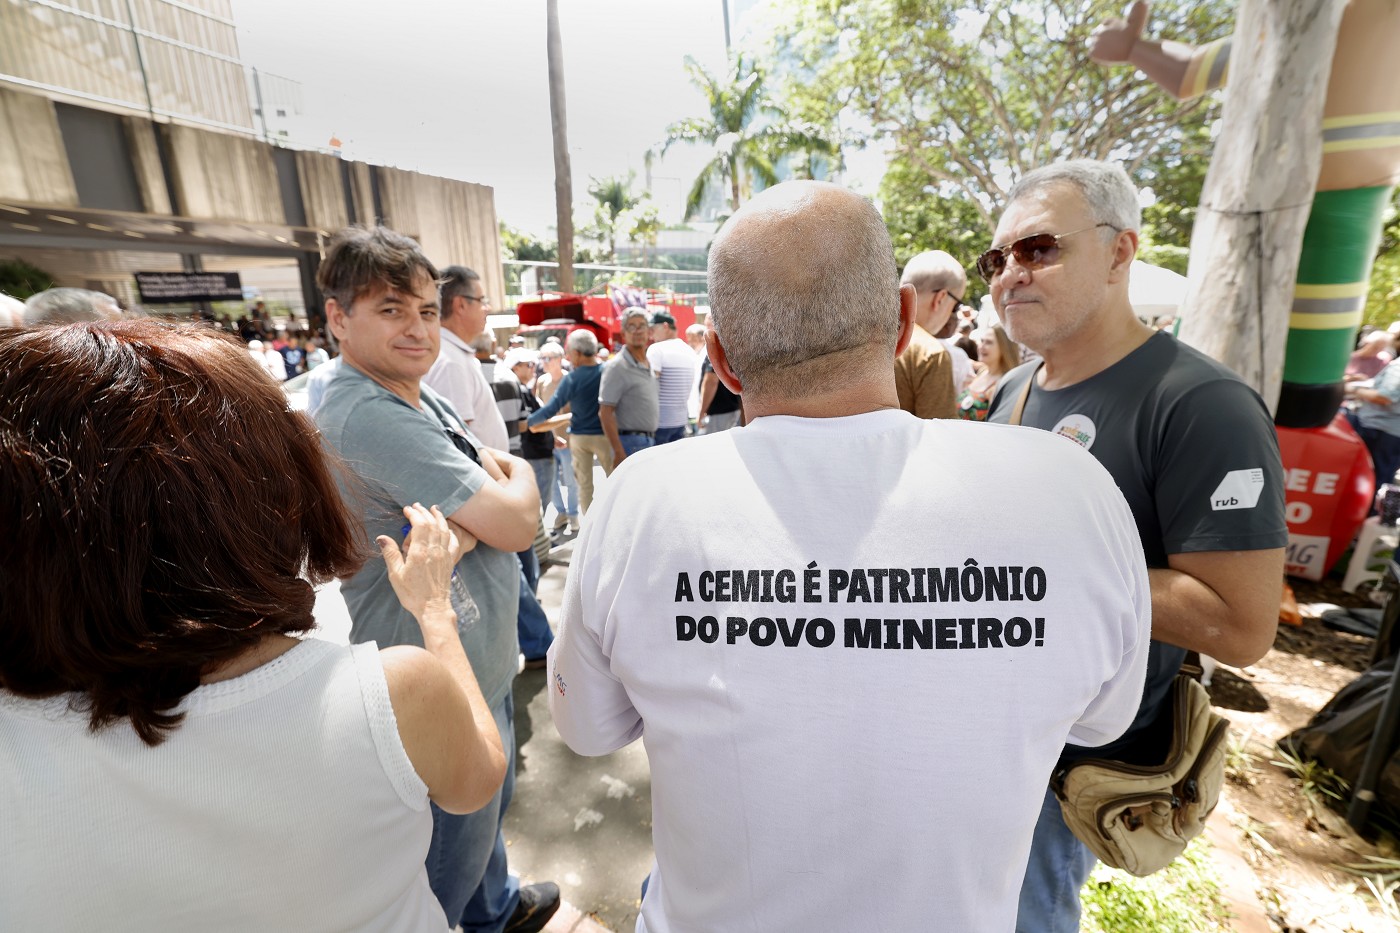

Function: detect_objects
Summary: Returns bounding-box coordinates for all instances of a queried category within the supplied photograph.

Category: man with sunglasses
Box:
[983,160,1287,933]
[893,249,961,419]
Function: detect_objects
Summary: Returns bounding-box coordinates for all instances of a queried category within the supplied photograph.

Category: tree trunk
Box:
[547,0,574,293]
[729,156,742,215]
[1176,0,1346,411]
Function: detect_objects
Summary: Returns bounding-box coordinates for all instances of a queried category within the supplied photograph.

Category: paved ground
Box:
[313,531,652,933]
[505,550,652,933]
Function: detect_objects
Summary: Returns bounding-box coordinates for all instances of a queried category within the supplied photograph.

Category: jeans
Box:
[1014,784,1097,933]
[426,692,520,932]
[551,447,578,519]
[619,433,654,458]
[516,551,554,662]
[654,425,686,445]
[1359,424,1400,489]
[526,457,555,516]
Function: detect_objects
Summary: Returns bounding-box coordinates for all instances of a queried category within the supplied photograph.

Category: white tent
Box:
[1129,259,1189,320]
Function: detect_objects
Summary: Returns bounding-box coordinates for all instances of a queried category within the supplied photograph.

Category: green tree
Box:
[657,54,835,218]
[0,258,54,299]
[580,173,642,263]
[762,0,1233,234]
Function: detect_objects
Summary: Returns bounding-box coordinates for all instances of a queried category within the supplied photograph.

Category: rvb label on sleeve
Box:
[1211,469,1265,511]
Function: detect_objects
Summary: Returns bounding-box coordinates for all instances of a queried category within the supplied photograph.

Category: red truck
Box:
[514,285,698,353]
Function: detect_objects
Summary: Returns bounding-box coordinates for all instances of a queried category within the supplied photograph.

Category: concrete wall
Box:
[377,166,504,303]
[0,85,505,300]
[0,89,78,205]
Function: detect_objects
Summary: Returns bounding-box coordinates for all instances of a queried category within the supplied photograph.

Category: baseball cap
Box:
[648,310,676,327]
[503,348,538,369]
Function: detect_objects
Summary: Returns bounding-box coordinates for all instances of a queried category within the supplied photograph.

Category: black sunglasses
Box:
[976,223,1118,283]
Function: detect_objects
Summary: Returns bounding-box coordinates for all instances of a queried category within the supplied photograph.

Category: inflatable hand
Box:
[1089,1,1150,65]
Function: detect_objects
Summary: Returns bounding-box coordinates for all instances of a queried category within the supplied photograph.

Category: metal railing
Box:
[502,259,708,309]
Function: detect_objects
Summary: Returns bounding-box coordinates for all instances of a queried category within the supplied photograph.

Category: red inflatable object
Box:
[1275,414,1374,580]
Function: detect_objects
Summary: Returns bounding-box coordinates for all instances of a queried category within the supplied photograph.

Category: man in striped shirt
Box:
[647,311,699,444]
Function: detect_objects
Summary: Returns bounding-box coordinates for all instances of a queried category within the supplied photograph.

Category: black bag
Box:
[1277,655,1400,812]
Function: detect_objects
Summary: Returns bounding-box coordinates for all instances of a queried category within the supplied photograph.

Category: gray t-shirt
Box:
[989,331,1288,762]
[599,349,660,432]
[315,362,520,709]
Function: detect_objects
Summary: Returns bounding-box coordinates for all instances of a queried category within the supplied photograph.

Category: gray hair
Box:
[622,307,649,323]
[708,182,899,398]
[685,323,706,340]
[22,288,112,325]
[1005,159,1141,233]
[900,250,966,298]
[539,342,564,358]
[566,329,599,357]
[469,332,495,354]
[439,265,480,321]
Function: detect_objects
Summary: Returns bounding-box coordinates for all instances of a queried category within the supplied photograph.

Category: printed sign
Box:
[135,272,243,304]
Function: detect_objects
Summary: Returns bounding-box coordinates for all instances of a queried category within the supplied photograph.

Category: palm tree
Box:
[585,173,641,263]
[657,55,835,219]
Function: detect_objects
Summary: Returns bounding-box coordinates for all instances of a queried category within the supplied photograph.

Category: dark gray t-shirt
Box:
[988,331,1287,761]
[314,362,521,710]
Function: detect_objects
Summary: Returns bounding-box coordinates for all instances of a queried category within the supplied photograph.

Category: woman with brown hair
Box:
[957,324,1023,422]
[0,320,505,932]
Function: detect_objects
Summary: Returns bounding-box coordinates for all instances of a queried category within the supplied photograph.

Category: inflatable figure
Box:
[1092,0,1400,578]
[1091,0,1399,428]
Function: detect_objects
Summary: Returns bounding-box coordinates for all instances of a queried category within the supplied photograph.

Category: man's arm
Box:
[1149,548,1285,667]
[447,447,539,552]
[527,372,572,427]
[528,412,572,433]
[599,404,626,464]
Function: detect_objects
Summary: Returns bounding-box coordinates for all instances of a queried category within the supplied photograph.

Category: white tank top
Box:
[0,638,448,932]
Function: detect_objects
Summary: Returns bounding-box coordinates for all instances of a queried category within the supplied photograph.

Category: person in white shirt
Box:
[0,320,505,933]
[246,338,287,381]
[645,311,698,444]
[422,266,509,450]
[549,180,1152,933]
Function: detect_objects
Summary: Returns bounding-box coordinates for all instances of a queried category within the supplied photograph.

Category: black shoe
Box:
[503,881,560,933]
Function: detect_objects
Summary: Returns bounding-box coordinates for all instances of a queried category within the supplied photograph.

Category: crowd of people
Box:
[3,158,1301,933]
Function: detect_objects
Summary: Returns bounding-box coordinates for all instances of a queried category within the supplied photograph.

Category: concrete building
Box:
[0,0,502,319]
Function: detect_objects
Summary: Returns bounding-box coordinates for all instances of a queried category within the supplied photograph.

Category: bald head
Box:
[708,181,899,398]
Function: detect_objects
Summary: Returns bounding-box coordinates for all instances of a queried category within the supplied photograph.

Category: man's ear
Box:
[1107,229,1139,283]
[706,329,743,396]
[895,284,917,357]
[326,298,348,343]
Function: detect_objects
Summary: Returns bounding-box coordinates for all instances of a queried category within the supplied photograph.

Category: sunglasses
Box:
[976,223,1118,283]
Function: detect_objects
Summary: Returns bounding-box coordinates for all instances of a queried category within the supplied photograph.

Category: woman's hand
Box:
[377,503,455,621]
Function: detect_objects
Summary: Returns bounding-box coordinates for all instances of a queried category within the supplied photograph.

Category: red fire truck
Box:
[514,285,699,352]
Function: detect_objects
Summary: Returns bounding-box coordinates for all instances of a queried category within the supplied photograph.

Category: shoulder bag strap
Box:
[1008,363,1042,427]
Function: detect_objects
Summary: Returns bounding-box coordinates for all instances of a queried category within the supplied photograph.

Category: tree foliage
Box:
[580,173,642,263]
[657,54,835,218]
[760,0,1233,241]
[0,258,55,299]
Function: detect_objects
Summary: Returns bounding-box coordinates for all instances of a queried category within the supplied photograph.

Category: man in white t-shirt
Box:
[549,180,1152,933]
[645,310,697,444]
[423,266,509,450]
